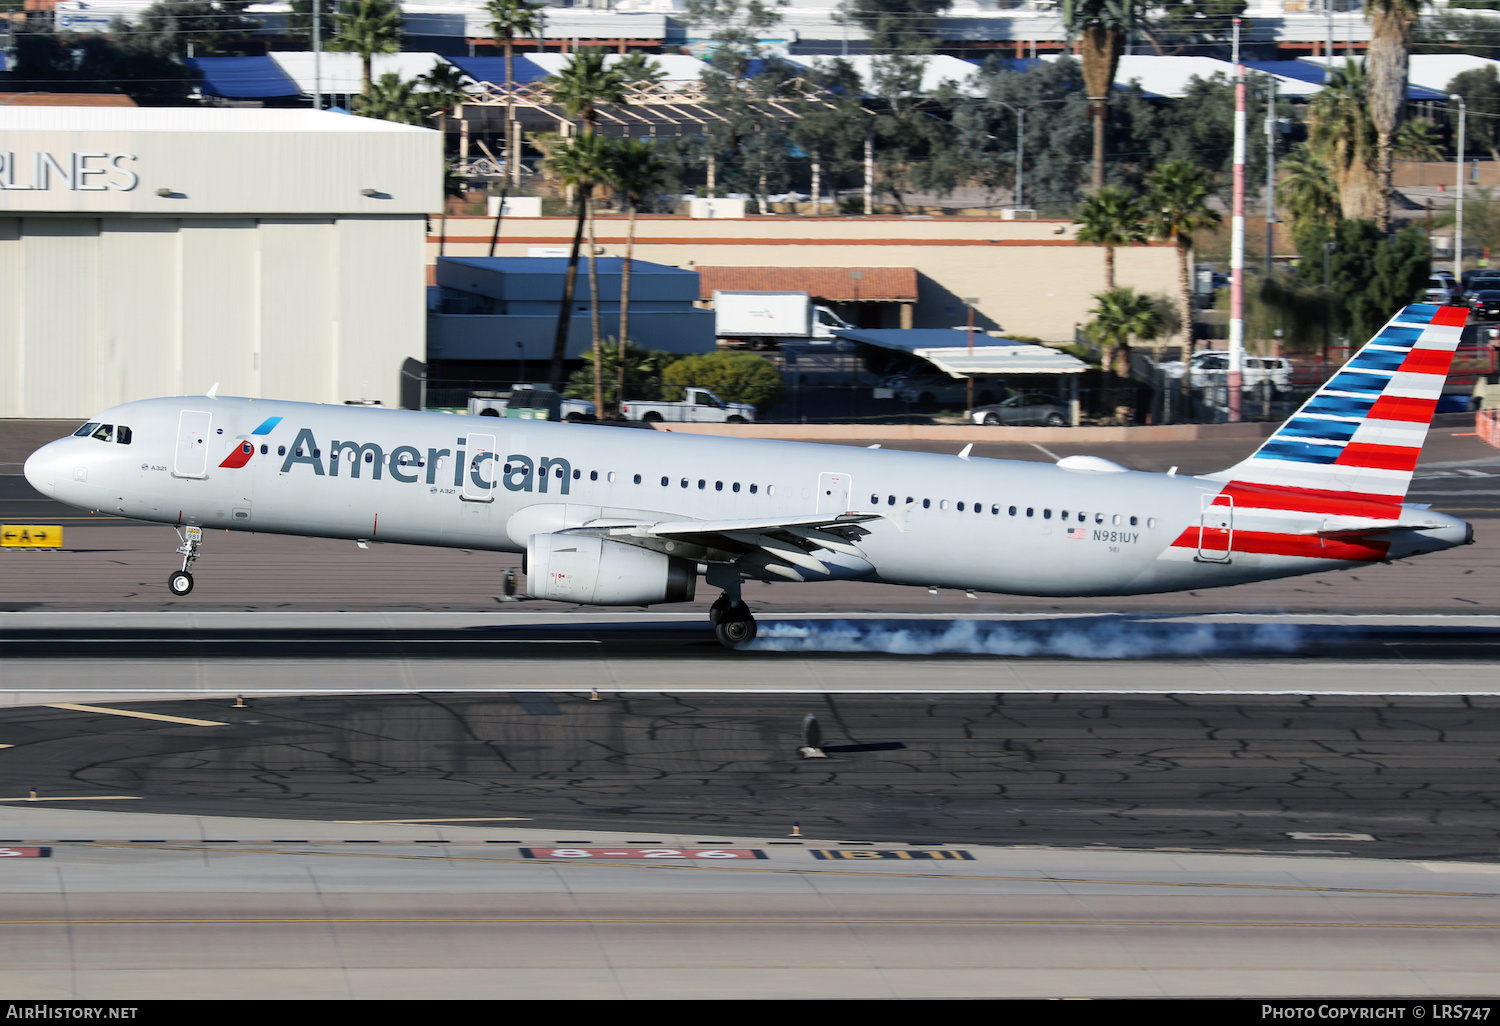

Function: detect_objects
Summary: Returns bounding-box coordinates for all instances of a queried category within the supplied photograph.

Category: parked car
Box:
[1160,351,1294,392]
[1471,290,1500,321]
[1426,274,1458,303]
[970,393,1071,427]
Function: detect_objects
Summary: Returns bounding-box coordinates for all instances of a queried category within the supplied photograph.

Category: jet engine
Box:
[526,533,696,605]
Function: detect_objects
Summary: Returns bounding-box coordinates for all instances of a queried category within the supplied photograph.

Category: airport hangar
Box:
[0,107,442,419]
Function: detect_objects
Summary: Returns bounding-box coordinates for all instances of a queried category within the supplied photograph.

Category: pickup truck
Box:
[620,387,756,424]
[468,385,597,422]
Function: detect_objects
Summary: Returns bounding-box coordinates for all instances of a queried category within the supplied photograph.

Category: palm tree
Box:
[418,62,472,156]
[1365,0,1425,232]
[601,138,669,416]
[1393,117,1444,162]
[1276,146,1342,238]
[1307,60,1381,223]
[328,0,403,99]
[359,72,423,125]
[1087,286,1163,423]
[485,0,545,186]
[1145,158,1220,412]
[1073,186,1147,291]
[1062,0,1137,193]
[546,133,612,401]
[547,49,628,135]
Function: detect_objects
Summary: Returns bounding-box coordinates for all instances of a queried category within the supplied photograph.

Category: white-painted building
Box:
[0,107,441,419]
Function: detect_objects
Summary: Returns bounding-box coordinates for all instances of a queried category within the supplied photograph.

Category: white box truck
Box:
[714,290,851,349]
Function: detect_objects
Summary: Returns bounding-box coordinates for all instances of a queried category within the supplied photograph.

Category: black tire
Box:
[642,412,663,423]
[1045,412,1066,427]
[564,412,586,423]
[478,408,500,417]
[982,413,1001,426]
[726,415,747,424]
[708,595,732,627]
[715,615,757,649]
[168,570,194,596]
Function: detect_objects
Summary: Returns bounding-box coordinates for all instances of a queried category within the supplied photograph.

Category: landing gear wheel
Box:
[714,614,757,648]
[168,570,194,596]
[709,594,733,626]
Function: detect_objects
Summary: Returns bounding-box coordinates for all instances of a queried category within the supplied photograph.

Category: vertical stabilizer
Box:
[1208,302,1466,511]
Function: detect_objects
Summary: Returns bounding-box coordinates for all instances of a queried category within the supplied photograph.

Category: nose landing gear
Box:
[169,526,202,596]
[709,593,757,648]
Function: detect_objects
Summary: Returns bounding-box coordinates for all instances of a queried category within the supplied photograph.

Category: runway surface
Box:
[4,807,1499,999]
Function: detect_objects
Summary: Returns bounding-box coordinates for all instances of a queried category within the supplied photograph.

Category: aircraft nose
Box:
[23,443,56,498]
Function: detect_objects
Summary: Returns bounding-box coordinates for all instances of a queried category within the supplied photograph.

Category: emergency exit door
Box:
[817,472,851,515]
[173,411,212,479]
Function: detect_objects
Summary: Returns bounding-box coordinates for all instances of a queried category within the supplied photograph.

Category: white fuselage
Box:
[24,396,1472,600]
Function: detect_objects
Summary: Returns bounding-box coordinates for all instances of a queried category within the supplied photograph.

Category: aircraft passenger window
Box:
[888,495,895,505]
[91,424,113,442]
[991,504,999,515]
[974,503,981,514]
[1112,514,1122,526]
[589,470,597,481]
[608,472,616,483]
[733,483,741,492]
[1077,511,1086,521]
[681,478,688,488]
[575,469,583,480]
[1043,509,1052,519]
[1129,516,1138,526]
[278,446,286,456]
[240,441,252,455]
[1147,517,1157,529]
[716,481,723,491]
[768,485,776,496]
[661,476,669,486]
[871,494,879,504]
[1094,513,1103,524]
[555,466,564,478]
[750,484,758,494]
[116,426,132,445]
[1009,506,1017,516]
[956,502,964,511]
[260,445,268,455]
[314,449,321,458]
[74,422,100,438]
[906,497,914,504]
[940,500,950,511]
[923,499,931,509]
[1026,508,1034,517]
[698,479,706,489]
[365,452,374,463]
[634,474,642,484]
[295,449,302,457]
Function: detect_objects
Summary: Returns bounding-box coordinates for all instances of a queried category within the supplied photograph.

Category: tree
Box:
[564,342,676,408]
[328,0,403,99]
[1306,60,1381,223]
[662,353,784,411]
[286,1,340,47]
[1085,286,1164,422]
[545,133,613,400]
[1446,65,1500,160]
[1138,1,1247,56]
[9,21,200,106]
[686,0,785,196]
[134,0,261,56]
[547,49,628,134]
[1074,186,1148,291]
[1394,117,1444,162]
[359,72,422,124]
[1276,146,1342,239]
[791,58,868,213]
[417,62,472,148]
[1288,218,1429,346]
[485,0,545,184]
[1145,158,1221,406]
[600,139,670,415]
[1365,0,1425,231]
[1062,0,1139,193]
[615,52,666,86]
[839,0,954,53]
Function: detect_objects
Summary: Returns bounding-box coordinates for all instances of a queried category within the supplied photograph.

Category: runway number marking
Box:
[520,848,767,860]
[810,849,975,861]
[0,847,50,858]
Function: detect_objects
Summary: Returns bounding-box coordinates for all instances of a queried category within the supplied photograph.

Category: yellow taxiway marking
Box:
[47,703,224,727]
[0,796,140,802]
[84,843,1500,900]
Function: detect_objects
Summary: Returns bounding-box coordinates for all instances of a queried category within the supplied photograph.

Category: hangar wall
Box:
[0,108,440,419]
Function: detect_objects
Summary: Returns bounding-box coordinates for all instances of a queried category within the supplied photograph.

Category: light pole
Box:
[989,101,1026,211]
[965,296,980,413]
[1452,93,1467,282]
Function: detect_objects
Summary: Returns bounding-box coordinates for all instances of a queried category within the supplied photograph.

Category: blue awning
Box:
[1244,60,1446,100]
[189,57,302,99]
[445,55,553,85]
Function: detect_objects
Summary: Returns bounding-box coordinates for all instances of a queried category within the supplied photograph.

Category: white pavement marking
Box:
[0,796,140,802]
[46,703,225,727]
[1030,442,1062,461]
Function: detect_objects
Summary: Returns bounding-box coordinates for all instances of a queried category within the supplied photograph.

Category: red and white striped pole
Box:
[1229,17,1246,422]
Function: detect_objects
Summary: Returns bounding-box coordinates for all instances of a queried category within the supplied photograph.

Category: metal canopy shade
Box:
[833,329,1089,377]
[188,57,301,99]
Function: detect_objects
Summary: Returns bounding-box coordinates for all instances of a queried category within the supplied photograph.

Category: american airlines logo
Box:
[273,427,572,494]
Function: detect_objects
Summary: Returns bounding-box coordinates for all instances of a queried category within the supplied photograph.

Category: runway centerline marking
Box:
[46,703,225,726]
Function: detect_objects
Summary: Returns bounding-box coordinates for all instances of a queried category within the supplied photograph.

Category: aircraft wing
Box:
[573,512,883,582]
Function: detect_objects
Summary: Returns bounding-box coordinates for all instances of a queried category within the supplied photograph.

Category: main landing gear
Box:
[709,593,757,649]
[169,525,202,596]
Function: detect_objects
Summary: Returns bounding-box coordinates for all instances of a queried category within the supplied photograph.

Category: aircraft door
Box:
[173,410,213,479]
[462,432,497,502]
[1196,492,1233,563]
[817,472,851,515]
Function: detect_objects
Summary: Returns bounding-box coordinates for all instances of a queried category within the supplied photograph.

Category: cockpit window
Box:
[90,424,113,443]
[116,426,132,445]
[74,422,100,438]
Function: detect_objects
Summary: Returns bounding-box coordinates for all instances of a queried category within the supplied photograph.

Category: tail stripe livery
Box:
[1206,303,1465,506]
[1171,303,1467,564]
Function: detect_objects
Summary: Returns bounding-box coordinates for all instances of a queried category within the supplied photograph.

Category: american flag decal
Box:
[1066,527,1087,540]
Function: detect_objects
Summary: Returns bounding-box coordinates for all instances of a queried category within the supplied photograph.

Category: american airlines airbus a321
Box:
[24,302,1475,648]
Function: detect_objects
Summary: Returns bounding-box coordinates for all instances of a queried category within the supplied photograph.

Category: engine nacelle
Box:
[527,533,697,605]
